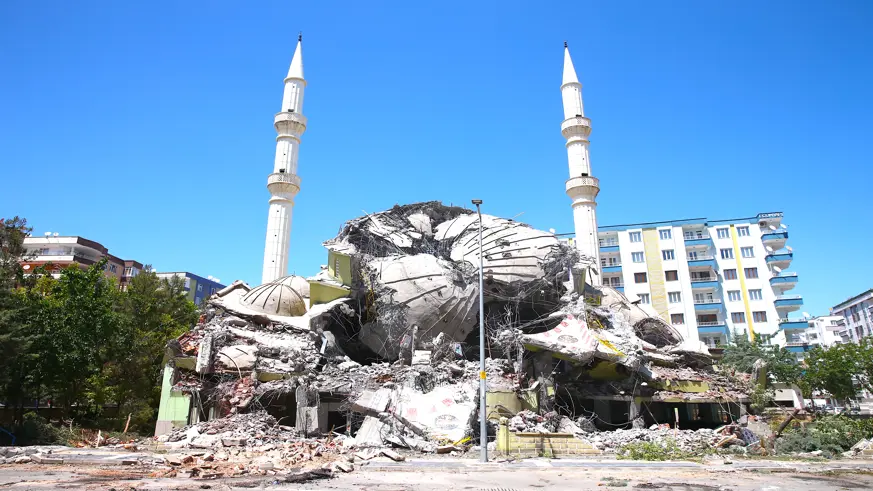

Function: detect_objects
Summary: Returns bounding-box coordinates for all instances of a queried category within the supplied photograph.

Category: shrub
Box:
[16,412,63,446]
[616,438,694,461]
[776,415,873,457]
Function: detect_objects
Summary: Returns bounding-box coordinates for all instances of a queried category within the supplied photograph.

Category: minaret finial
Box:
[564,41,568,48]
[298,32,302,42]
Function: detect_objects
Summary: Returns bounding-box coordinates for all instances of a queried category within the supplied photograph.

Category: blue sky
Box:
[1,1,871,315]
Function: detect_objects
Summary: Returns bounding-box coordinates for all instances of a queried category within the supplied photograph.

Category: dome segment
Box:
[240,275,309,317]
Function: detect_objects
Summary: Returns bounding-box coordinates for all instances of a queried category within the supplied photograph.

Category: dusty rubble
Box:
[152,202,752,462]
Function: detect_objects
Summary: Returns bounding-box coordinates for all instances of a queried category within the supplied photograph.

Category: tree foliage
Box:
[805,340,873,401]
[719,336,803,386]
[0,217,199,436]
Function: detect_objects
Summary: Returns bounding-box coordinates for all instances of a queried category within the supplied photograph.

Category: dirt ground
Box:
[1,464,873,491]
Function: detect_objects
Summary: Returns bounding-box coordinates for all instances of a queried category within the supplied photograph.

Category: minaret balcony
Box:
[565,176,600,200]
[267,172,301,195]
[274,111,308,135]
[561,116,592,139]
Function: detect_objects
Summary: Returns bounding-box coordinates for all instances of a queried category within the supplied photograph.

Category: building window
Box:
[662,249,675,260]
[634,272,647,284]
[749,289,763,300]
[745,267,758,279]
[737,226,750,237]
[731,312,746,324]
[629,232,642,243]
[717,228,730,239]
[123,267,133,276]
[631,252,645,263]
[728,290,741,302]
[659,229,672,240]
[720,248,734,259]
[724,269,737,280]
[671,314,685,325]
[639,293,650,304]
[753,311,768,322]
[195,296,201,305]
[668,292,682,303]
[741,247,755,258]
[665,270,678,281]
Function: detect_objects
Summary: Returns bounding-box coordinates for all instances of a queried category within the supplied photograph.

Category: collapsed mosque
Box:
[155,202,752,454]
[153,42,752,456]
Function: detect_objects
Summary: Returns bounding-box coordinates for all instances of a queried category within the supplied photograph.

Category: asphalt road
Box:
[1,464,872,491]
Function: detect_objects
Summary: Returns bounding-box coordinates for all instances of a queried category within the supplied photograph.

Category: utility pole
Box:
[471,199,487,462]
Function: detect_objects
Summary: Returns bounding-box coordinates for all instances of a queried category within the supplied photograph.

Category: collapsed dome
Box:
[240,275,310,317]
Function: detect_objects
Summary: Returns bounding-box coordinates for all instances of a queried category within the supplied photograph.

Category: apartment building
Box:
[596,212,802,348]
[770,315,844,361]
[21,235,143,287]
[155,272,225,306]
[831,289,873,344]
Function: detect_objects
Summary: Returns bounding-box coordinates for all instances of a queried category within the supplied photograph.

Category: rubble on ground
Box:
[152,201,753,463]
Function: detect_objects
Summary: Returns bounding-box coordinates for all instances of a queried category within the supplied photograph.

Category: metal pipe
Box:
[472,199,486,462]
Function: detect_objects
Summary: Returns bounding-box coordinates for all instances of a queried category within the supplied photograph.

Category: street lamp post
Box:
[471,199,487,463]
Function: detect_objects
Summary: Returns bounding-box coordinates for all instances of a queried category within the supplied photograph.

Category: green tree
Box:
[29,259,126,417]
[0,217,39,420]
[112,270,198,431]
[804,341,873,403]
[720,336,803,386]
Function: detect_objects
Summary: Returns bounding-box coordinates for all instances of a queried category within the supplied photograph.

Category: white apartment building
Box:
[771,315,844,361]
[596,212,802,348]
[831,289,873,344]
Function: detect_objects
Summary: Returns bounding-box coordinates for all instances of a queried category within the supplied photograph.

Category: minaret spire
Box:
[262,38,308,284]
[560,43,601,285]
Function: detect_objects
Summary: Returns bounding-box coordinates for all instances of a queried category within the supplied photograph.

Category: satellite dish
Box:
[23,265,30,270]
[768,225,777,231]
[44,232,51,236]
[781,224,788,230]
[549,228,556,234]
[765,246,774,253]
[773,266,782,273]
[803,312,811,318]
[53,233,59,237]
[786,246,793,253]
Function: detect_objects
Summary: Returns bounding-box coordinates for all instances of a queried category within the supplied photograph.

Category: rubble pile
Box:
[153,202,753,462]
[163,411,301,448]
[581,426,726,454]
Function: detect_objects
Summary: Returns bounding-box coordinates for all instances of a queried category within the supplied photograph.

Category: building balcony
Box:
[686,255,717,270]
[683,233,712,246]
[598,238,619,253]
[698,324,730,336]
[690,274,719,289]
[761,230,788,249]
[765,252,793,268]
[779,318,810,330]
[769,272,798,291]
[694,299,724,311]
[601,264,622,274]
[602,278,624,291]
[774,294,803,312]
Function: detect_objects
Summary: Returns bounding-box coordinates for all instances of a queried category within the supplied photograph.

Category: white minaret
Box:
[561,42,601,285]
[262,34,307,284]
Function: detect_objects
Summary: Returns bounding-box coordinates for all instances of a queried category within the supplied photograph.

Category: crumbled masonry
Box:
[156,201,755,461]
